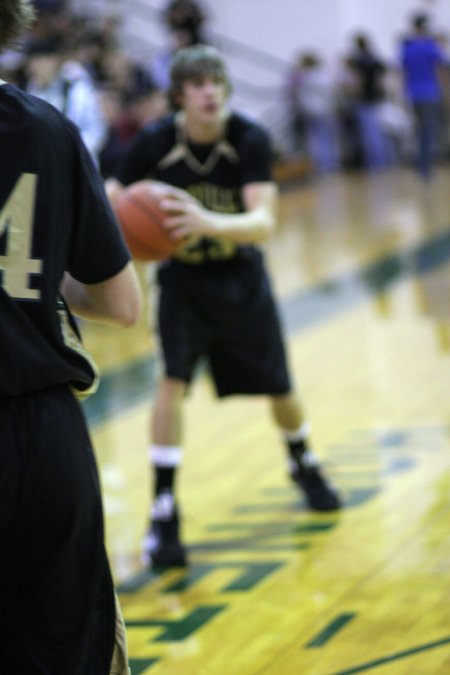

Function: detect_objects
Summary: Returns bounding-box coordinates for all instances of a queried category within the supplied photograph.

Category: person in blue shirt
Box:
[400,13,450,180]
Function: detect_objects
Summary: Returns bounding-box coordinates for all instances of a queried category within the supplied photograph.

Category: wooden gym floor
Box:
[82,166,450,675]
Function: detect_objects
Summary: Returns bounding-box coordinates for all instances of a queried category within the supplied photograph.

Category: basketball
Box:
[114,181,180,261]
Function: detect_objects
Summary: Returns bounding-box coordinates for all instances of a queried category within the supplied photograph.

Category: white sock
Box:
[283,421,311,443]
[149,445,182,467]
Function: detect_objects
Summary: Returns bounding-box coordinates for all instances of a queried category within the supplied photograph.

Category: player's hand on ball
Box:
[161,196,211,240]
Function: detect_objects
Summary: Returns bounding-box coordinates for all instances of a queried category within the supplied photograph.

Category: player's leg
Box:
[144,265,209,569]
[270,391,341,511]
[143,376,188,568]
[152,375,186,445]
[413,102,438,181]
[0,386,116,674]
[209,258,341,512]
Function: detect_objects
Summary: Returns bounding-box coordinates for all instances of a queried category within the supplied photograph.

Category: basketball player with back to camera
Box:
[0,0,141,672]
[107,44,341,569]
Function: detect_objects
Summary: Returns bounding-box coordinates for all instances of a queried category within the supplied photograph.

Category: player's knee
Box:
[158,377,187,402]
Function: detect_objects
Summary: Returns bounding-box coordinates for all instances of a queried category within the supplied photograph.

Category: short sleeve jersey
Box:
[0,84,130,397]
[401,37,444,102]
[116,111,273,264]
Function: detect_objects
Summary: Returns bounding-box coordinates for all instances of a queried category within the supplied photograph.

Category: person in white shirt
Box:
[287,51,341,173]
[25,35,107,160]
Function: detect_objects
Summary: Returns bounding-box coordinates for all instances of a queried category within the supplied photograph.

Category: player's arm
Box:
[104,177,125,209]
[61,261,142,327]
[162,181,278,245]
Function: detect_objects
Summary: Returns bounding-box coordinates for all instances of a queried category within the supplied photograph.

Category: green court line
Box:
[164,561,284,593]
[306,613,356,648]
[83,229,450,427]
[126,605,226,642]
[206,521,335,533]
[188,538,309,553]
[329,636,450,674]
[129,659,159,675]
[119,561,284,594]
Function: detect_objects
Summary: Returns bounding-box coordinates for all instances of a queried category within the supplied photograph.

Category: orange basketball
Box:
[115,181,179,261]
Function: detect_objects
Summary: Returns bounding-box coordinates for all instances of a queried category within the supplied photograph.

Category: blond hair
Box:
[168,44,231,108]
[0,0,35,51]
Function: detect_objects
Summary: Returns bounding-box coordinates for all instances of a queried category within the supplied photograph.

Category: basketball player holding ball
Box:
[107,45,341,569]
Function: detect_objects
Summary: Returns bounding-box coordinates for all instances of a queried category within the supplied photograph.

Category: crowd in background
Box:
[284,13,450,178]
[0,0,206,177]
[2,0,449,182]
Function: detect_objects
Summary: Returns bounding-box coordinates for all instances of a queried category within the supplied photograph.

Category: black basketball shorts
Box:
[156,255,292,397]
[0,385,115,674]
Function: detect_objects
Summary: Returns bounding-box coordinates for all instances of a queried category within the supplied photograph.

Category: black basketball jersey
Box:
[0,83,130,397]
[116,111,274,264]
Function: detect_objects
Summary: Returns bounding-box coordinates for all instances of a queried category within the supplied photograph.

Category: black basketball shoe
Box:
[142,492,187,569]
[289,455,341,512]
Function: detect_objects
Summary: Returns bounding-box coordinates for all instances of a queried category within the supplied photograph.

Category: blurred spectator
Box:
[285,51,341,173]
[284,53,306,156]
[347,33,394,170]
[101,46,156,102]
[11,5,167,173]
[433,30,450,160]
[163,0,207,45]
[0,48,27,87]
[67,30,116,85]
[334,55,363,169]
[31,0,66,12]
[399,13,450,180]
[28,0,71,41]
[124,86,168,133]
[32,0,64,7]
[377,65,414,164]
[97,86,131,179]
[151,28,199,91]
[98,84,168,178]
[24,35,107,159]
[150,0,209,91]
